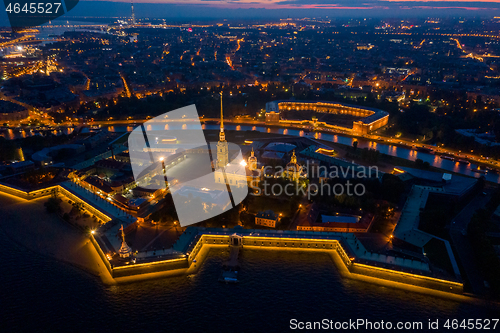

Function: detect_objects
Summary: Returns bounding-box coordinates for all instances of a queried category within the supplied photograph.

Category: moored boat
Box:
[455,159,470,165]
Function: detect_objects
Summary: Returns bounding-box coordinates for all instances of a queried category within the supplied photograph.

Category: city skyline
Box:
[0,8,499,332]
[1,0,499,25]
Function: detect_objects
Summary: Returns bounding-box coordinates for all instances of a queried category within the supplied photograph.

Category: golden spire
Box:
[219,91,225,142]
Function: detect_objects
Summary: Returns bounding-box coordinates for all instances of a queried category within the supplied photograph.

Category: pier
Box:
[219,234,242,283]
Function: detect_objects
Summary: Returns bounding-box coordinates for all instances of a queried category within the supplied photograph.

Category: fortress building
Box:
[265,100,389,134]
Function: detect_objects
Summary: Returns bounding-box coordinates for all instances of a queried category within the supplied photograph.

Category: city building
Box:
[297,211,374,233]
[255,210,280,228]
[0,100,29,121]
[8,160,35,173]
[265,100,389,134]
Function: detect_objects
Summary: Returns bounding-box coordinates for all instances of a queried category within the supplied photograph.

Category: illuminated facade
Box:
[284,150,303,182]
[255,210,280,228]
[248,148,257,171]
[265,100,389,134]
[118,224,133,258]
[214,93,261,188]
[216,91,229,169]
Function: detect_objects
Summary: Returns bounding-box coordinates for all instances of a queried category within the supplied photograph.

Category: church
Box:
[283,150,303,182]
[214,92,262,189]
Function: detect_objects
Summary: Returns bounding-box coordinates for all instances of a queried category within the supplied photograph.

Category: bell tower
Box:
[216,91,229,169]
[248,147,257,171]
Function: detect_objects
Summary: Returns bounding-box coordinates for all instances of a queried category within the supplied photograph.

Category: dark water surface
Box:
[1,227,498,333]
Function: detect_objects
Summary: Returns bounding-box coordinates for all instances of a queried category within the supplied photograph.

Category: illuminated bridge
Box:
[265,100,389,134]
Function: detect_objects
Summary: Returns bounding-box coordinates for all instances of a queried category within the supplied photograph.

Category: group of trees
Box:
[314,174,404,214]
[384,97,500,159]
[45,189,90,225]
[44,188,61,214]
[71,83,298,122]
[346,146,381,164]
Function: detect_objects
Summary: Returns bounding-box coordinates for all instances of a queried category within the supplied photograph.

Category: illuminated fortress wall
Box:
[265,101,389,134]
[0,178,461,293]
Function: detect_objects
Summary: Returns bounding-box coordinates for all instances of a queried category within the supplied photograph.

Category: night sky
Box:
[77,0,500,17]
[1,0,500,26]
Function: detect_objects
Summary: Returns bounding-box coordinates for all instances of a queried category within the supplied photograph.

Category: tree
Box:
[44,197,61,213]
[71,201,84,217]
[380,174,405,203]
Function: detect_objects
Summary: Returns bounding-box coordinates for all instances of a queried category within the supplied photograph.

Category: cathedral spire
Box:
[219,91,225,142]
[216,91,229,169]
[131,0,135,25]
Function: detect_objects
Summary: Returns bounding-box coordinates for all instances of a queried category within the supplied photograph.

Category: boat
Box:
[223,277,238,283]
[416,147,433,154]
[440,155,454,161]
[456,159,470,165]
[218,265,239,284]
[471,168,487,174]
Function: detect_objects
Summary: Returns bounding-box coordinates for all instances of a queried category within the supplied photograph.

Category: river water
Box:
[3,123,498,183]
[1,226,498,332]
